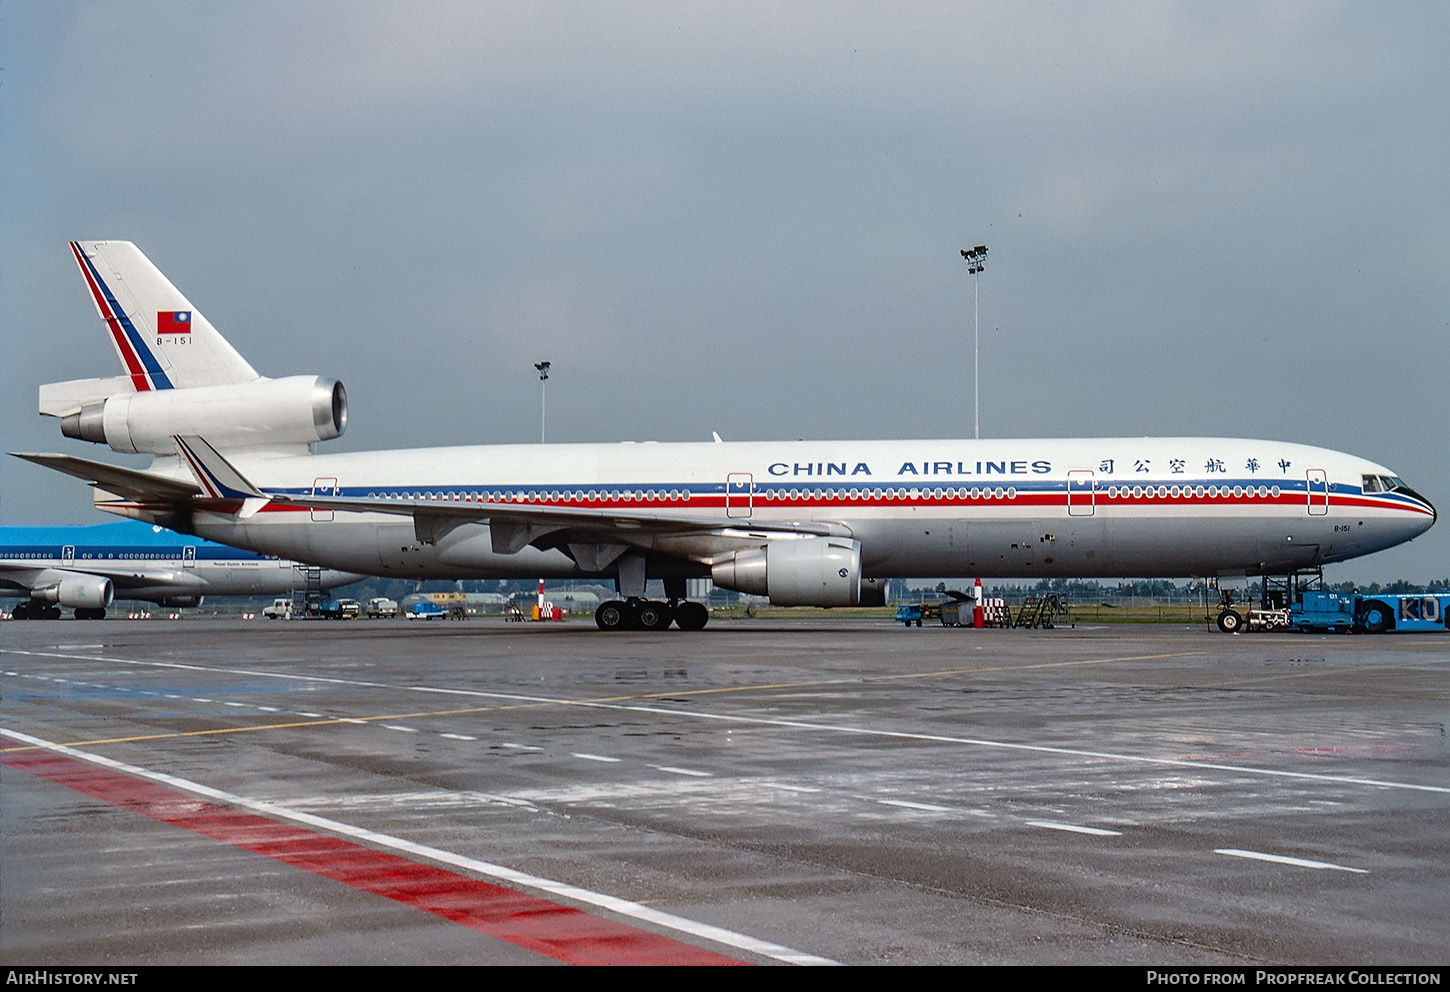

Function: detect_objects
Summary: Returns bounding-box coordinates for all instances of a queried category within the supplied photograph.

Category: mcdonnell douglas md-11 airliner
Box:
[13,241,1436,630]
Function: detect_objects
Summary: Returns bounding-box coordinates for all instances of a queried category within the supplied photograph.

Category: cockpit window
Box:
[1364,475,1407,494]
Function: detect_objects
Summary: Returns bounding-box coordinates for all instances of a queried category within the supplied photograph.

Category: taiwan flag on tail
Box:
[157,310,192,335]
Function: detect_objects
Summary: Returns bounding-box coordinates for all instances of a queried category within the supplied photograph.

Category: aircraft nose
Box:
[1392,486,1437,542]
[1400,487,1436,528]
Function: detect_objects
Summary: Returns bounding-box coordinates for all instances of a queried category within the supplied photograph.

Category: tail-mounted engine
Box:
[57,375,346,455]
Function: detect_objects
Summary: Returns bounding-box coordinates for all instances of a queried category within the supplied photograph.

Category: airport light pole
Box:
[534,361,551,443]
[960,245,987,440]
[960,244,988,627]
[532,360,551,619]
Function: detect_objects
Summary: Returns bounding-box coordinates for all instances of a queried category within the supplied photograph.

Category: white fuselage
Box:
[101,436,1435,582]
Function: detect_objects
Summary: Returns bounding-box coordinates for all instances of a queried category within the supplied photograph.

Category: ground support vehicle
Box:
[408,601,448,620]
[318,599,361,620]
[1215,589,1450,634]
[1290,590,1450,634]
[895,603,940,627]
[366,597,398,618]
[262,597,292,619]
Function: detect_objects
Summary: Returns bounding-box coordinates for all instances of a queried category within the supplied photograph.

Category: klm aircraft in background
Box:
[1,520,362,619]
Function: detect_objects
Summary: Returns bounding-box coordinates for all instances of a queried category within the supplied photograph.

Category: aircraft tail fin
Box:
[68,241,258,393]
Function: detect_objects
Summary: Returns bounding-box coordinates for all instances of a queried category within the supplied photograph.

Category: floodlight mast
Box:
[959,245,987,439]
[534,361,551,443]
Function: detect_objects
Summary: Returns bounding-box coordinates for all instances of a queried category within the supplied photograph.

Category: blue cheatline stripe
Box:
[78,248,173,390]
[0,522,275,562]
[236,478,1426,516]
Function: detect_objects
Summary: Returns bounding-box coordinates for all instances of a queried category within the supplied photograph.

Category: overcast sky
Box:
[3,2,1447,584]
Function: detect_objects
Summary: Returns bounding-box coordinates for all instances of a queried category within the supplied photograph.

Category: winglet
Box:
[173,435,269,516]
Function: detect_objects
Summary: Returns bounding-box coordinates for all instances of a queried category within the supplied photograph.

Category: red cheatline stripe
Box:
[70,241,152,392]
[0,739,743,966]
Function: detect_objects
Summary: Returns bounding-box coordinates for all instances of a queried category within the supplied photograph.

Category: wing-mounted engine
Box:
[47,375,346,456]
[32,570,114,609]
[155,595,204,608]
[712,536,870,607]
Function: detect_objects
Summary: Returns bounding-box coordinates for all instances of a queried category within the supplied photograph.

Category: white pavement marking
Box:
[1215,848,1368,873]
[877,799,954,812]
[0,726,838,966]
[653,765,712,777]
[572,752,622,763]
[9,647,1450,796]
[1026,820,1122,836]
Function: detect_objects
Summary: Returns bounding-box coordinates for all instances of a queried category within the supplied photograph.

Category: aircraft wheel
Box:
[674,602,709,631]
[636,601,672,631]
[11,602,28,620]
[1360,601,1393,634]
[75,608,106,621]
[1216,609,1243,633]
[595,600,631,631]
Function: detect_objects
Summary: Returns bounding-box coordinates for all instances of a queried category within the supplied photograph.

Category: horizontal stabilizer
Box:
[10,452,200,502]
[39,376,136,417]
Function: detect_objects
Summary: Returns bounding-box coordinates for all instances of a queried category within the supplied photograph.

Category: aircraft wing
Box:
[170,435,845,558]
[11,452,201,502]
[281,490,848,552]
[0,563,193,591]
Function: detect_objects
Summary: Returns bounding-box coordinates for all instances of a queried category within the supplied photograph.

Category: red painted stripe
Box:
[0,738,743,966]
[70,242,151,392]
[104,492,1429,516]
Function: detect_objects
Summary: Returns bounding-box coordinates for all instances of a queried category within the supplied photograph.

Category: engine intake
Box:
[712,537,865,607]
[61,375,346,455]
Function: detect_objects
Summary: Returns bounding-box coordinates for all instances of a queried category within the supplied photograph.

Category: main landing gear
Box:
[595,599,709,632]
[8,601,102,620]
